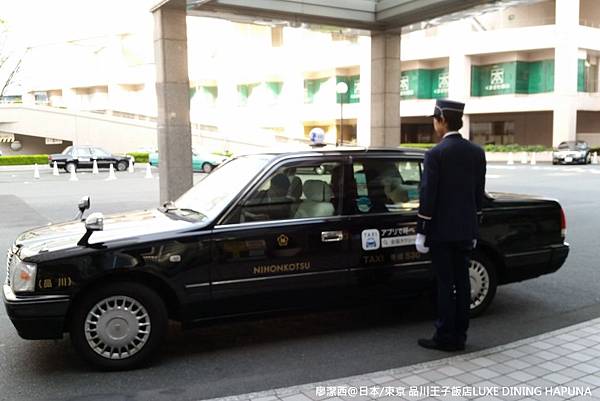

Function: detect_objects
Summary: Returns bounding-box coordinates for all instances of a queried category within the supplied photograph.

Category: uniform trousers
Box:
[429,240,472,346]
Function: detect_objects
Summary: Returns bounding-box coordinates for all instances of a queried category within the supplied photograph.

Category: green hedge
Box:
[399,143,551,152]
[126,152,149,163]
[399,143,437,150]
[0,155,49,166]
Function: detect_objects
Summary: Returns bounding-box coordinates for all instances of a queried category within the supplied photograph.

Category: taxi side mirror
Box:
[78,196,91,221]
[78,212,104,247]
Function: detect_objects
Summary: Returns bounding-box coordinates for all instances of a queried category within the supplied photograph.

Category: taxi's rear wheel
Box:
[70,282,167,370]
[469,252,497,317]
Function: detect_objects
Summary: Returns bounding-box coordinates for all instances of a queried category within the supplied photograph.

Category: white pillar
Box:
[553,0,580,146]
[370,32,401,147]
[357,35,372,146]
[282,27,305,140]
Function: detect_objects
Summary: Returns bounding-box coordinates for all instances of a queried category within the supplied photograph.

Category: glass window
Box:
[350,159,421,214]
[225,160,343,224]
[61,146,73,155]
[74,147,92,158]
[92,148,111,157]
[175,155,272,221]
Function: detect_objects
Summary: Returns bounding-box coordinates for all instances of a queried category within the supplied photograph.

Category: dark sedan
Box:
[48,146,133,173]
[552,140,591,165]
[5,148,569,370]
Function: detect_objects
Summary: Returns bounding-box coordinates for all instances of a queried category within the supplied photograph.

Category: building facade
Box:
[1,0,599,155]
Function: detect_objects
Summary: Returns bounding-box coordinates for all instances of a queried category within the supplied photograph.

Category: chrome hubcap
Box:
[85,296,151,360]
[470,260,490,310]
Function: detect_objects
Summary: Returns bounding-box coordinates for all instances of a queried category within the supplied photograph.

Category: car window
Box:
[61,146,73,155]
[225,160,343,224]
[92,148,111,157]
[351,159,421,214]
[74,147,92,158]
[175,155,272,221]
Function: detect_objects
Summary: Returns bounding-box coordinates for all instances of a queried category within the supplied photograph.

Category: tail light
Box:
[560,207,567,238]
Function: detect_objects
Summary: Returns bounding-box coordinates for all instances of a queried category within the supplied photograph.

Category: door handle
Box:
[321,231,344,242]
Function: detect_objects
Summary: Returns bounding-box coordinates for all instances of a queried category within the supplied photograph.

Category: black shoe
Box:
[418,338,465,352]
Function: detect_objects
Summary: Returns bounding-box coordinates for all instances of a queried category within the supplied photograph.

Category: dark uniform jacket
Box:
[417,132,486,242]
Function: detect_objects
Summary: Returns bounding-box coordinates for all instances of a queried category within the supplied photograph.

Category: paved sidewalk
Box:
[202,318,600,401]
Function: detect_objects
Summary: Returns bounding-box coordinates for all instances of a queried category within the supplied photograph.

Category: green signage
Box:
[400,68,448,99]
[578,59,586,92]
[336,75,360,104]
[471,60,554,96]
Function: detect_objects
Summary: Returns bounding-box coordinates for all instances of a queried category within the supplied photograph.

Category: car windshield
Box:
[558,141,587,150]
[61,146,73,155]
[173,154,273,221]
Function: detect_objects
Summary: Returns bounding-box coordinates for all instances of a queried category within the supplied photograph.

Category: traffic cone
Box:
[52,161,59,176]
[530,152,536,165]
[145,163,153,179]
[106,164,117,181]
[92,160,99,174]
[593,152,599,165]
[128,160,134,173]
[69,167,78,181]
[521,152,528,164]
[507,152,514,165]
[33,164,40,179]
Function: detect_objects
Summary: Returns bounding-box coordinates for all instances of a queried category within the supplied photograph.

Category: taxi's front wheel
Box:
[69,282,168,370]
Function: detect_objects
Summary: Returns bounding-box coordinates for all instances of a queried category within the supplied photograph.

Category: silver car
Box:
[552,140,591,165]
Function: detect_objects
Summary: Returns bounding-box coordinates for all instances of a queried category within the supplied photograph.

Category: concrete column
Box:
[448,52,472,139]
[370,32,401,147]
[553,0,579,145]
[153,0,193,203]
[356,35,371,146]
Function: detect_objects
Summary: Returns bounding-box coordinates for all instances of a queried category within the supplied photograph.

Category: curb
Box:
[200,317,600,401]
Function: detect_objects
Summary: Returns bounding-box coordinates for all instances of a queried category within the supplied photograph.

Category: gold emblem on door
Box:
[277,234,289,247]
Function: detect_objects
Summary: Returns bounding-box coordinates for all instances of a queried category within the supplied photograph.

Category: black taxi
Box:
[4,148,569,370]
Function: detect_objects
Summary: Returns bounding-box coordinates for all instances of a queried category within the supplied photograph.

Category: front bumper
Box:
[3,284,70,340]
[553,155,586,164]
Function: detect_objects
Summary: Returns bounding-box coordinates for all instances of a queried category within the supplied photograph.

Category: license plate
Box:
[79,157,90,162]
[565,157,572,163]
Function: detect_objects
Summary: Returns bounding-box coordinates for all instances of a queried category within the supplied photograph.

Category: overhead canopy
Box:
[184,0,540,31]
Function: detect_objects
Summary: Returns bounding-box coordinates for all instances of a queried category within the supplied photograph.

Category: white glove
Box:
[415,233,429,254]
[472,239,477,249]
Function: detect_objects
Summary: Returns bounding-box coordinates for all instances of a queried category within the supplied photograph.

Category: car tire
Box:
[202,162,213,174]
[552,161,558,165]
[469,251,498,318]
[65,162,77,173]
[116,161,128,172]
[69,282,168,371]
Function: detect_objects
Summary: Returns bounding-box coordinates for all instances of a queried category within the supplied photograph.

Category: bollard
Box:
[521,152,528,164]
[52,161,59,176]
[106,163,117,181]
[507,152,514,165]
[33,164,40,179]
[128,160,134,173]
[69,167,78,181]
[145,163,153,179]
[92,160,99,174]
[530,152,536,165]
[593,152,599,165]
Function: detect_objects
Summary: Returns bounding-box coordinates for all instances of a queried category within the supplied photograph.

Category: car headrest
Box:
[303,180,332,202]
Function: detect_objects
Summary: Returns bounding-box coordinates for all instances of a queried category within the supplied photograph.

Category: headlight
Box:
[10,258,37,292]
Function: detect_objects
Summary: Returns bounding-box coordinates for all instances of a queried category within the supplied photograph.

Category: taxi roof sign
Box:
[309,127,326,147]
